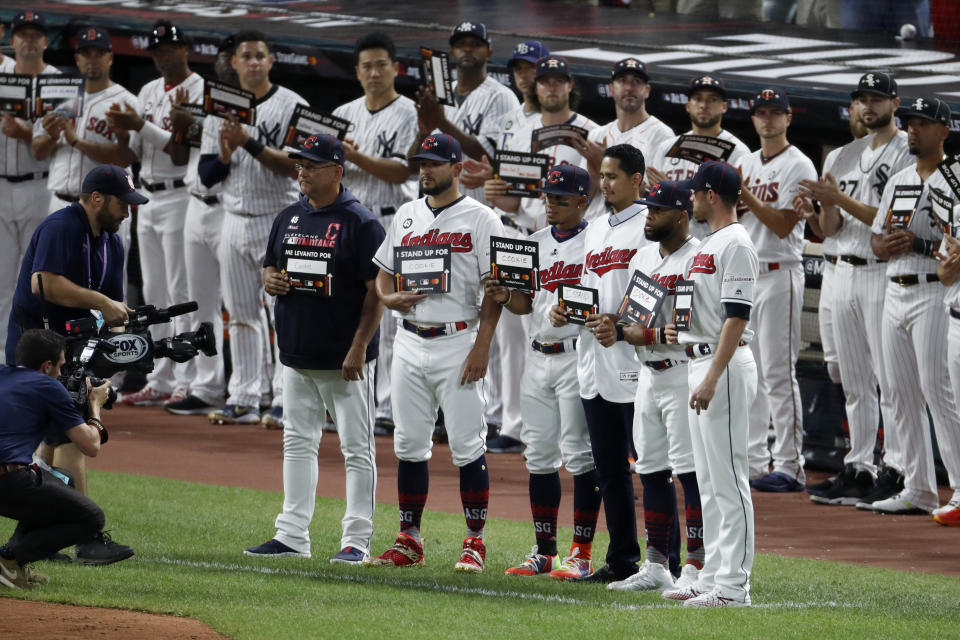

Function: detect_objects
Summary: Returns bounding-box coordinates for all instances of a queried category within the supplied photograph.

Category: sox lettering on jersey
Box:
[585,246,636,276]
[400,229,474,252]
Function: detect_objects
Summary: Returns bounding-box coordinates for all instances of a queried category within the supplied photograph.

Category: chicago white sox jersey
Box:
[134,72,204,182]
[199,84,307,216]
[373,195,505,322]
[627,236,701,362]
[739,145,817,263]
[578,204,650,402]
[680,222,758,345]
[36,83,138,197]
[527,224,587,343]
[0,59,58,177]
[496,103,538,151]
[333,94,418,209]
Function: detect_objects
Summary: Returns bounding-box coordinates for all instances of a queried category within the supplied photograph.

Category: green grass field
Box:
[2,471,959,639]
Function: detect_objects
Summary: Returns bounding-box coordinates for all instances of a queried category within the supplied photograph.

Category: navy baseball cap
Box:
[687,74,726,98]
[148,21,188,49]
[537,164,590,197]
[898,97,951,126]
[449,21,489,46]
[11,10,46,35]
[851,71,897,99]
[288,133,345,166]
[508,41,548,68]
[81,166,149,205]
[638,180,693,213]
[410,134,462,163]
[680,160,741,198]
[217,34,236,55]
[535,55,571,81]
[76,26,112,52]
[611,57,648,82]
[750,88,790,114]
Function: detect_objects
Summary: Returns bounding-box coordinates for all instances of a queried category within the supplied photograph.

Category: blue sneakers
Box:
[209,404,261,425]
[330,546,367,565]
[244,539,311,559]
[750,471,803,493]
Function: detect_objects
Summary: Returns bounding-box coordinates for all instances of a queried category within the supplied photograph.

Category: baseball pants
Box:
[948,312,960,503]
[688,347,757,602]
[375,313,397,421]
[818,259,840,383]
[634,364,695,476]
[274,362,377,555]
[492,308,526,440]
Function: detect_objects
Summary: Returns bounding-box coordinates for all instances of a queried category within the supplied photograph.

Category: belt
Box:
[402,319,471,338]
[951,308,960,320]
[500,215,533,236]
[54,192,79,203]
[759,262,780,273]
[531,338,577,354]
[890,274,939,287]
[644,357,687,371]
[839,255,886,266]
[142,178,186,192]
[227,210,268,218]
[378,206,397,217]
[191,192,220,206]
[3,171,48,183]
[823,254,837,265]
[684,341,747,358]
[0,463,31,477]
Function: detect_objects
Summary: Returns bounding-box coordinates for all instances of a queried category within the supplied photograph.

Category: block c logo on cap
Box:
[304,135,319,148]
[422,136,438,149]
[548,170,564,184]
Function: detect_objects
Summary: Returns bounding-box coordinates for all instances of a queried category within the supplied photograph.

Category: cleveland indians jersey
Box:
[133,72,204,183]
[526,223,587,343]
[739,145,817,263]
[0,58,58,177]
[373,194,505,323]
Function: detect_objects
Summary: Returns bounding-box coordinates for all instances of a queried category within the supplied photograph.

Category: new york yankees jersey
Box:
[373,195,505,323]
[199,84,307,216]
[333,94,418,209]
[738,145,817,263]
[0,59,58,177]
[527,224,587,344]
[133,72,204,182]
[578,204,649,403]
[680,222,758,346]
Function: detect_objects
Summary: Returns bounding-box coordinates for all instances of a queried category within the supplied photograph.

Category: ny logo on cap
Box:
[864,73,877,87]
[546,58,561,68]
[516,43,530,54]
[304,135,319,148]
[760,89,777,101]
[457,22,475,32]
[913,98,927,111]
[625,58,640,68]
[548,170,564,184]
[422,136,439,149]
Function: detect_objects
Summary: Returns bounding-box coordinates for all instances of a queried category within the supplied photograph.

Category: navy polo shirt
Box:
[264,187,386,370]
[0,366,84,464]
[6,203,124,364]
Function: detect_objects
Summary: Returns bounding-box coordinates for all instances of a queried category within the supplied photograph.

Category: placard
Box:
[420,47,454,107]
[0,73,33,118]
[284,104,350,147]
[929,188,956,237]
[664,134,735,164]
[490,236,540,291]
[938,156,960,202]
[35,76,84,119]
[178,103,205,148]
[558,283,598,326]
[493,150,550,198]
[203,80,255,124]
[394,244,451,293]
[886,184,923,229]
[281,242,335,296]
[673,279,694,331]
[531,124,589,153]
[618,269,668,327]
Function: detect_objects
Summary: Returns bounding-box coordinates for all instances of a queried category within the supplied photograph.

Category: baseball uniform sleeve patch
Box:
[719,244,757,306]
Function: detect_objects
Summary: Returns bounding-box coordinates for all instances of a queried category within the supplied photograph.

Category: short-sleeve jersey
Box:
[134,72,205,182]
[526,223,588,343]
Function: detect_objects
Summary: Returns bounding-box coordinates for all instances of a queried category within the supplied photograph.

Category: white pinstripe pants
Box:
[818,259,839,382]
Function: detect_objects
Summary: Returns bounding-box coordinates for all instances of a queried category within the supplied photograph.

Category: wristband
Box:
[243,137,265,157]
[615,324,625,342]
[912,237,935,258]
[87,417,109,444]
[643,328,657,345]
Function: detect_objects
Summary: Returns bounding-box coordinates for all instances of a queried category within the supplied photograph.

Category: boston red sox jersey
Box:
[0,59,59,177]
[739,145,817,263]
[578,204,650,402]
[333,95,418,209]
[373,195,505,322]
[680,222,758,345]
[133,72,204,182]
[199,84,307,216]
[527,224,587,343]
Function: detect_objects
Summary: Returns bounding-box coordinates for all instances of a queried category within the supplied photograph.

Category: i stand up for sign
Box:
[284,105,350,148]
[558,283,598,325]
[203,80,255,124]
[490,236,540,291]
[281,239,335,296]
[618,270,668,327]
[672,279,694,331]
[394,244,452,293]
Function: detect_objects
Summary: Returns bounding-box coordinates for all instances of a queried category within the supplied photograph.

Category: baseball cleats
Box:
[750,471,803,492]
[662,584,703,601]
[75,532,134,566]
[607,560,675,592]
[244,539,311,559]
[165,395,220,416]
[374,417,394,437]
[505,546,556,576]
[486,435,523,454]
[855,466,904,509]
[867,491,932,515]
[0,556,33,590]
[809,464,874,505]
[330,547,368,565]
[261,406,284,430]
[454,536,486,574]
[119,386,171,407]
[934,497,960,526]
[23,563,49,586]
[209,404,261,425]
[550,545,593,580]
[683,589,751,608]
[674,564,700,591]
[365,532,424,567]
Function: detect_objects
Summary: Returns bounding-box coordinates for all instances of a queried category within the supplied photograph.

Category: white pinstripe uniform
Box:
[828,131,912,474]
[334,94,419,422]
[941,210,960,510]
[818,147,843,384]
[199,85,307,409]
[0,58,58,362]
[739,145,817,482]
[871,166,960,511]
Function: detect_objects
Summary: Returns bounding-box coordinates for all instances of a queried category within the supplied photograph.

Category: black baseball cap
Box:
[148,21,188,50]
[217,34,236,55]
[508,41,548,69]
[638,180,693,213]
[687,74,726,98]
[449,21,489,46]
[611,57,648,82]
[679,160,741,198]
[288,133,345,166]
[750,88,790,114]
[535,55,571,81]
[81,166,149,205]
[537,164,590,196]
[75,26,112,52]
[851,71,897,99]
[410,134,462,163]
[11,10,46,35]
[898,97,951,126]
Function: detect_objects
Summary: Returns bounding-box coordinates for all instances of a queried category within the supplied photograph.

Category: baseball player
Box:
[580,57,675,222]
[662,160,758,608]
[736,89,817,492]
[244,134,385,563]
[366,134,504,573]
[602,180,704,593]
[646,75,750,240]
[198,30,308,427]
[485,164,601,578]
[867,97,960,516]
[0,11,59,363]
[332,32,419,436]
[935,204,960,526]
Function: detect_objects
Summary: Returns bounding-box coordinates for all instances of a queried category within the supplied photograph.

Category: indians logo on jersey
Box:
[649,272,679,294]
[585,246,636,277]
[539,261,583,293]
[401,229,473,252]
[688,253,717,276]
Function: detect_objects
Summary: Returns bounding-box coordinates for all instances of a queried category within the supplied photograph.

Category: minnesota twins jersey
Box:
[373,195,505,323]
[0,59,58,177]
[199,84,307,216]
[134,72,204,182]
[527,224,587,343]
[739,145,817,263]
[333,95,418,209]
[680,222,758,346]
[578,204,650,402]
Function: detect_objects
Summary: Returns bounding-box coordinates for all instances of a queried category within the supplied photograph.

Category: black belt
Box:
[500,215,533,236]
[379,206,396,217]
[402,319,469,338]
[531,339,576,354]
[644,358,685,371]
[191,192,220,206]
[143,178,186,192]
[951,308,960,320]
[685,341,747,358]
[890,274,939,286]
[840,255,886,266]
[3,171,48,183]
[823,254,837,265]
[0,463,31,477]
[54,192,79,203]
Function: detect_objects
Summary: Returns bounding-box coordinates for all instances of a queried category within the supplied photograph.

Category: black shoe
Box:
[486,435,523,453]
[568,564,636,584]
[45,551,73,563]
[432,424,448,444]
[855,465,904,509]
[164,395,219,416]
[809,464,874,505]
[374,417,395,437]
[805,474,836,494]
[75,531,134,566]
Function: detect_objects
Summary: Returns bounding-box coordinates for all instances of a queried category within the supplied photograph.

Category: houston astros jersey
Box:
[496,103,538,151]
[680,222,758,346]
[333,94,418,210]
[739,145,817,263]
[373,194,505,323]
[133,72,204,182]
[527,223,587,343]
[0,59,59,178]
[578,204,650,402]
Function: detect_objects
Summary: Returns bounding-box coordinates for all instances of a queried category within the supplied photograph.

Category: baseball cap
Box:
[687,74,726,98]
[75,27,112,52]
[638,180,693,213]
[81,166,149,205]
[611,57,648,82]
[288,133,345,166]
[536,164,590,197]
[750,88,790,114]
[217,34,236,55]
[535,55,571,81]
[851,71,897,99]
[508,41,548,68]
[679,160,741,198]
[449,21,489,46]
[898,97,951,126]
[11,10,46,35]
[148,20,188,50]
[410,134,462,163]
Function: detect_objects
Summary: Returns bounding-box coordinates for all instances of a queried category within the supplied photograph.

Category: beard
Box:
[691,112,722,130]
[96,207,121,234]
[644,222,673,242]
[422,174,454,196]
[865,111,892,130]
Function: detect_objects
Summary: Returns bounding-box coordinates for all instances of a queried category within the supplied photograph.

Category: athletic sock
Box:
[640,469,677,565]
[572,469,602,555]
[460,455,490,539]
[397,460,429,543]
[529,471,561,557]
[677,472,704,569]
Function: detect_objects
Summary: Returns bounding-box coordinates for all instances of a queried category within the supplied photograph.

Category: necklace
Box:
[859,133,896,174]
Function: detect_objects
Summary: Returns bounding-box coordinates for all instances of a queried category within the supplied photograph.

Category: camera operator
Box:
[0,330,128,590]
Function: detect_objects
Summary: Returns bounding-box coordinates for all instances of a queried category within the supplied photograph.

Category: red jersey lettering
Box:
[650,272,679,294]
[539,260,584,293]
[585,246,636,277]
[401,230,473,252]
[688,253,717,275]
